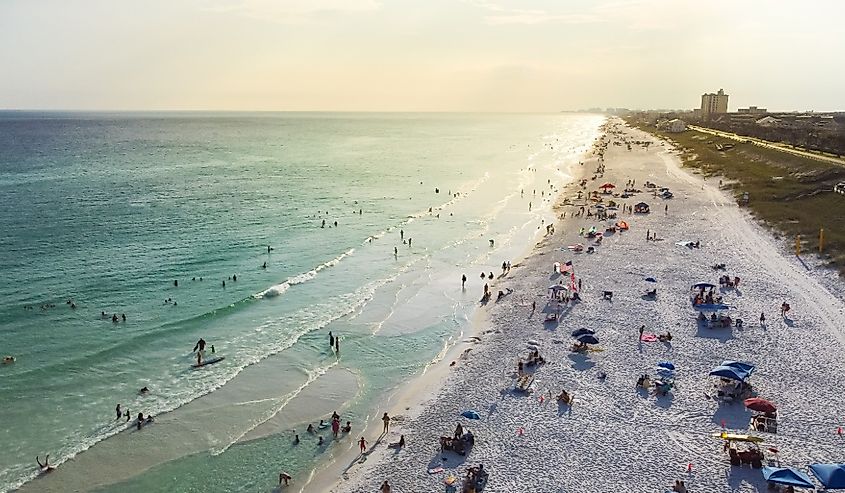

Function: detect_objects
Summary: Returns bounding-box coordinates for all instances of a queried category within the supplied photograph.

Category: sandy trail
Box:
[312,120,845,493]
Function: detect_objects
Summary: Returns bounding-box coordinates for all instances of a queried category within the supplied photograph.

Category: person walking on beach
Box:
[394,246,398,257]
[279,472,292,486]
[382,412,391,433]
[646,229,650,241]
[400,229,404,240]
[638,325,645,340]
[358,436,368,453]
[760,312,766,325]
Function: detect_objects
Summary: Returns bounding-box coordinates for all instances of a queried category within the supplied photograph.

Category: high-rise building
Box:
[700,89,729,118]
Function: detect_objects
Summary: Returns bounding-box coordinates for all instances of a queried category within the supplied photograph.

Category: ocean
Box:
[0,112,603,492]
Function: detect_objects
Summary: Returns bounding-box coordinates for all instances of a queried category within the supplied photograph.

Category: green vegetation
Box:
[629,120,845,274]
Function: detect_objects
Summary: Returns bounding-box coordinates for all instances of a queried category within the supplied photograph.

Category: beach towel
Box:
[640,333,658,342]
[428,467,444,474]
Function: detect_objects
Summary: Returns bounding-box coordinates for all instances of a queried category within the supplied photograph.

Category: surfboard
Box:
[192,356,225,368]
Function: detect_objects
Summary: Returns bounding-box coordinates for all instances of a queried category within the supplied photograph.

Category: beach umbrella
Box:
[599,183,615,189]
[548,284,568,291]
[722,361,755,375]
[761,466,815,489]
[656,362,675,370]
[744,398,777,414]
[809,463,845,489]
[571,328,595,337]
[709,365,749,382]
[460,410,480,420]
[644,277,657,283]
[576,334,599,345]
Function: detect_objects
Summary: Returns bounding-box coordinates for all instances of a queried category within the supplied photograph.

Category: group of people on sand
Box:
[692,286,722,306]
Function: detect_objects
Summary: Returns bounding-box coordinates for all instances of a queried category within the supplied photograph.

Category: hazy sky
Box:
[1,0,842,111]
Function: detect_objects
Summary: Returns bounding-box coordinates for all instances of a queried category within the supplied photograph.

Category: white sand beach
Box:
[307,119,845,493]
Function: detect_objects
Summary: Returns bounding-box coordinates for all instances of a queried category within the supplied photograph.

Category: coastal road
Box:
[688,125,845,167]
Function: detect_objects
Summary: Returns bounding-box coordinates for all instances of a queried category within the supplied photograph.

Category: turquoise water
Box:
[0,112,603,492]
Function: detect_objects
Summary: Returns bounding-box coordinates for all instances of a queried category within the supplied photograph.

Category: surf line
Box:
[210,359,340,456]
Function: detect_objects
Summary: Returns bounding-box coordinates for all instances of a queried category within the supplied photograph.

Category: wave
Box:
[257,248,355,299]
[210,359,340,456]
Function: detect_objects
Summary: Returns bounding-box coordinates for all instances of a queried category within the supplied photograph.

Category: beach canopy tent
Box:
[571,328,595,337]
[461,410,481,420]
[709,364,754,382]
[761,466,815,489]
[576,334,599,345]
[809,463,845,489]
[692,283,717,290]
[634,202,650,213]
[744,397,777,414]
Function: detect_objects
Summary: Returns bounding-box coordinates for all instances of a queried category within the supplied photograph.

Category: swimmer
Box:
[294,434,300,444]
[137,412,144,430]
[122,313,126,322]
[262,262,266,269]
[210,345,215,354]
[139,387,149,394]
[307,423,315,433]
[318,436,324,446]
[2,356,14,364]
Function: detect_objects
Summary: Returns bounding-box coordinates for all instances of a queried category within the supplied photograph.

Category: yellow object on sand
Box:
[712,432,764,443]
[445,475,458,485]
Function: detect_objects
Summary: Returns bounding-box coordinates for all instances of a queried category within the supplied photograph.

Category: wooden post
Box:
[820,228,825,253]
[796,235,801,256]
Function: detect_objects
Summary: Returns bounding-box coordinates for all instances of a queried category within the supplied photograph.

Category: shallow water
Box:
[0,112,603,492]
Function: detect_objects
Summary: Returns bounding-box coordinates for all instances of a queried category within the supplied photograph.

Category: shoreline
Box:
[302,128,606,493]
[326,118,845,492]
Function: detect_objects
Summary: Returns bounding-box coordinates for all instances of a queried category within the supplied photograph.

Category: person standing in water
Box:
[382,412,390,433]
[394,246,398,257]
[461,274,467,289]
[193,338,206,353]
[115,403,122,420]
[329,331,334,347]
[358,436,368,453]
[335,335,340,354]
[408,238,412,247]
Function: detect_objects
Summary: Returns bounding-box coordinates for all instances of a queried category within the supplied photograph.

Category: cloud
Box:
[201,0,381,24]
[464,0,601,25]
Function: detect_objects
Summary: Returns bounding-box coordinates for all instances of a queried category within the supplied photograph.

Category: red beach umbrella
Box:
[744,397,777,414]
[599,183,616,189]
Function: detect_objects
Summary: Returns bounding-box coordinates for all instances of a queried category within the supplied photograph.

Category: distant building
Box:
[737,106,767,114]
[756,116,783,127]
[700,89,729,118]
[665,119,687,133]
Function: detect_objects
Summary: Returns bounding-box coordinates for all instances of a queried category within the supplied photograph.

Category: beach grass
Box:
[628,120,845,273]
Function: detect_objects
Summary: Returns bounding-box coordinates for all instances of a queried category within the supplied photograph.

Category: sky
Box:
[0,0,843,112]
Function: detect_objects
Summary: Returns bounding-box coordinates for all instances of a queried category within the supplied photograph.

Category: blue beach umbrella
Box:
[461,410,480,420]
[655,368,676,379]
[656,362,675,370]
[571,328,595,337]
[809,463,845,489]
[761,466,815,488]
[576,334,599,345]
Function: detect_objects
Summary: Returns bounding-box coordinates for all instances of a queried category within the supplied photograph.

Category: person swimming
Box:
[307,423,315,433]
[139,387,149,394]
